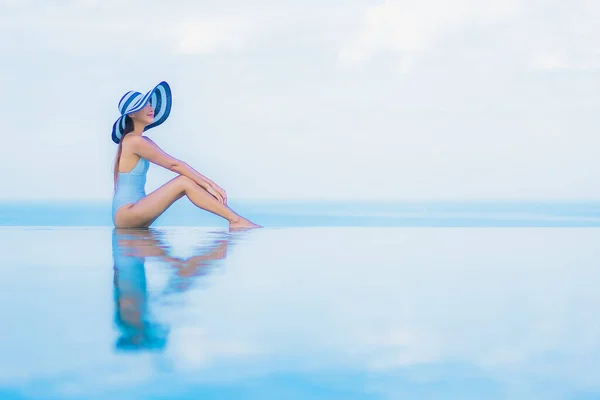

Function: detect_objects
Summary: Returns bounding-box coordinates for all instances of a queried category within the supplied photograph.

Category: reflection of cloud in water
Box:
[111,228,236,352]
[2,227,600,399]
[155,228,600,395]
[169,325,265,370]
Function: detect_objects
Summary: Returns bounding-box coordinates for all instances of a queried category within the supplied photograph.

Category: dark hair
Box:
[113,116,135,189]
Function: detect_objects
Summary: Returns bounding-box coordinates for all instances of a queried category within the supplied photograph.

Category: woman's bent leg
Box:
[114,176,246,228]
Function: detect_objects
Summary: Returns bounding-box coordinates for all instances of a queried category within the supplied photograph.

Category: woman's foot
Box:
[229,217,262,230]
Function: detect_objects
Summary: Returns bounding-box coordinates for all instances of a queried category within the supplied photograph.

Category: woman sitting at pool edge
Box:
[111,81,261,230]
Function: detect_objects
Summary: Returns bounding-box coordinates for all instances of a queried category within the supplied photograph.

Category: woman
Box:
[111,81,261,230]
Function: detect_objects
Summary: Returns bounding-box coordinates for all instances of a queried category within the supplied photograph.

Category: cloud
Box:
[338,0,600,71]
[176,15,262,55]
[338,0,522,66]
[0,1,263,57]
[1,0,599,201]
[523,1,600,71]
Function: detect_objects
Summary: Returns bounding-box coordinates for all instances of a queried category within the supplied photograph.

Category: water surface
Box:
[1,219,599,399]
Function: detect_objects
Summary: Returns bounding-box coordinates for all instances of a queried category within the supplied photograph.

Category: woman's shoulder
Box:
[122,134,141,145]
[121,135,144,154]
[122,135,156,148]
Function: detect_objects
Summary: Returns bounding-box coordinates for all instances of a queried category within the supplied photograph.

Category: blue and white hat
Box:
[111,81,172,144]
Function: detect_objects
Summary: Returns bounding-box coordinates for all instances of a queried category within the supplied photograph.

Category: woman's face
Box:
[130,101,154,125]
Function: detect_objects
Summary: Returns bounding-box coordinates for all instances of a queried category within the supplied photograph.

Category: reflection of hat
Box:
[111,81,172,144]
[113,267,170,351]
[115,320,169,351]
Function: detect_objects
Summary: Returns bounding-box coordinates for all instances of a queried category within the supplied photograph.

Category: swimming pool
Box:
[1,202,599,399]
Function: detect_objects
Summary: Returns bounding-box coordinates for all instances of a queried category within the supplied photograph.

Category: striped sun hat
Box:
[111,81,172,144]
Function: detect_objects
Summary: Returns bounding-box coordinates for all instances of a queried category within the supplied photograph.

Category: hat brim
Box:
[112,81,172,144]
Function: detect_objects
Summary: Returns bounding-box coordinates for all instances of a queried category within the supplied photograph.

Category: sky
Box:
[0,0,599,201]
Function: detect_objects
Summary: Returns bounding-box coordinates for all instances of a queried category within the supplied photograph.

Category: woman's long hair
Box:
[113,116,135,189]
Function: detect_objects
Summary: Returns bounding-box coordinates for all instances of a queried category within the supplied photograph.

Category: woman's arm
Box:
[127,136,214,190]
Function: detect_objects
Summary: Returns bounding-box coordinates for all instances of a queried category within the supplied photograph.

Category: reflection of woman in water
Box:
[112,228,231,351]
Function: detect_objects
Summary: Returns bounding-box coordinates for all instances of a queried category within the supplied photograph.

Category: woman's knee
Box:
[174,175,195,191]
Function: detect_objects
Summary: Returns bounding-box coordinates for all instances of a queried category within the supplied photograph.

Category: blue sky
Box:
[1,0,599,201]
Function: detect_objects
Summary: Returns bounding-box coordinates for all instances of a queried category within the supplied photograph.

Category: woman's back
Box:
[112,140,150,221]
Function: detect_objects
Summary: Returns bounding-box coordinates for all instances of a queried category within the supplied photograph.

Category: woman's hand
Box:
[206,185,226,204]
[210,184,227,205]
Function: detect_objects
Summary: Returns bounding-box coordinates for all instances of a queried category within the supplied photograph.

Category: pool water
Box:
[1,202,599,399]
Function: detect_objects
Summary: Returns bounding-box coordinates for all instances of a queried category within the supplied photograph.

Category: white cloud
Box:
[524,1,600,71]
[339,0,600,72]
[339,0,522,66]
[0,1,263,57]
[0,0,599,201]
[529,49,570,70]
[176,15,261,55]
